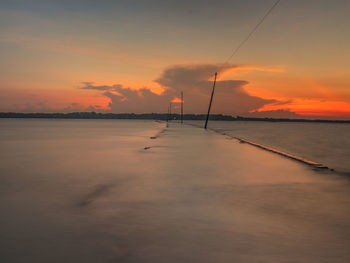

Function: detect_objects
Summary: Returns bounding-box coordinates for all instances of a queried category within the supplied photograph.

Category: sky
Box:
[1,0,350,118]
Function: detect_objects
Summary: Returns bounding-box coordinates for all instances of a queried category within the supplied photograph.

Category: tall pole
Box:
[166,106,169,127]
[204,72,217,129]
[181,91,184,124]
[169,102,172,122]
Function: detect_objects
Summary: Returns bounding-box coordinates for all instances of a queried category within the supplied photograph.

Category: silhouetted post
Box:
[169,102,172,121]
[181,91,184,124]
[204,72,217,129]
[166,106,169,127]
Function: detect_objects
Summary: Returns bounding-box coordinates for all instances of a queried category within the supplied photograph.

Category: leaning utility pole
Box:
[166,105,169,127]
[181,91,184,124]
[204,72,217,129]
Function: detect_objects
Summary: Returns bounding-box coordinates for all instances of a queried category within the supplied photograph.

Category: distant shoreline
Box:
[0,112,349,123]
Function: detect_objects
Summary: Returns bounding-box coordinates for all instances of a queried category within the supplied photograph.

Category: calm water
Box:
[200,121,350,174]
[1,119,350,262]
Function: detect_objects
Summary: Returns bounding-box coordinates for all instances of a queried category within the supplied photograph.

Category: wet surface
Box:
[189,120,350,174]
[1,119,350,262]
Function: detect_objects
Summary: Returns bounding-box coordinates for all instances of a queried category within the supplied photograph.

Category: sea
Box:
[200,120,350,174]
[1,118,350,262]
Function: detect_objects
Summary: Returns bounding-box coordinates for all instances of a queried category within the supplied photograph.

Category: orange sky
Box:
[1,0,350,119]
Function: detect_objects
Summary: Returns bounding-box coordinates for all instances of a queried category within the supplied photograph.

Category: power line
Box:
[204,0,281,129]
[208,0,282,79]
[224,0,282,64]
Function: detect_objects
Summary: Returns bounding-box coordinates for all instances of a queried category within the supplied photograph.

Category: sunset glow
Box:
[1,0,349,119]
[2,2,350,261]
[171,97,183,103]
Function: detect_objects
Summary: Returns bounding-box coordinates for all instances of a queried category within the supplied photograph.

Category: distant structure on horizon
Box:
[0,112,349,123]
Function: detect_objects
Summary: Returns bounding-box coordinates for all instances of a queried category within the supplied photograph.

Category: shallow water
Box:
[1,119,350,262]
[197,120,350,174]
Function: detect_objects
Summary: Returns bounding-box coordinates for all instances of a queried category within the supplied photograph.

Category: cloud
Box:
[0,88,107,113]
[104,88,168,113]
[80,82,123,91]
[80,63,280,114]
[269,99,293,106]
[154,64,231,88]
[63,102,84,112]
[22,102,52,112]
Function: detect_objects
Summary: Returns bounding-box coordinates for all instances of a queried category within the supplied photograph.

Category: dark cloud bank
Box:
[81,64,285,115]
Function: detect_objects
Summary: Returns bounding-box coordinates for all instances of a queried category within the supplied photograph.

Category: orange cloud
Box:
[256,98,350,117]
[213,65,284,81]
[79,64,277,114]
[241,71,350,118]
[171,97,183,103]
[0,88,110,112]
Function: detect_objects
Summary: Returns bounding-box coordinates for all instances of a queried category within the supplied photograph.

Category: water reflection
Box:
[0,120,350,262]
